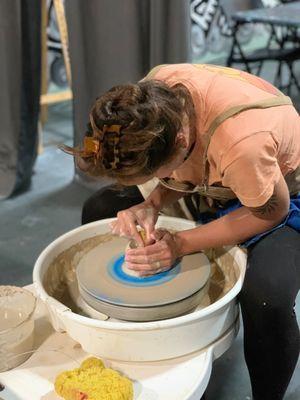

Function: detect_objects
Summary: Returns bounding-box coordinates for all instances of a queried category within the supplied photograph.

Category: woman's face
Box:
[121,150,186,187]
[154,147,187,178]
[155,123,190,178]
[121,124,190,186]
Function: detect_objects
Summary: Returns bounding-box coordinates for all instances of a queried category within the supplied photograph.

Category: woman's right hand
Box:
[110,202,159,246]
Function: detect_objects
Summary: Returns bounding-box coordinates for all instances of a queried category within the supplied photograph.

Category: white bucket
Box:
[33,216,247,362]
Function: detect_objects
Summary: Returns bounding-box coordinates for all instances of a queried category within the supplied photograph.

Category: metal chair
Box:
[222,0,300,93]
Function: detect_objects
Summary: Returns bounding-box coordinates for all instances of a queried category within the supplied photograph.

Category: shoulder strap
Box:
[201,95,293,186]
[159,95,292,195]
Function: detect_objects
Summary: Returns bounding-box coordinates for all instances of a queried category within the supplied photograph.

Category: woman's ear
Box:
[175,132,188,149]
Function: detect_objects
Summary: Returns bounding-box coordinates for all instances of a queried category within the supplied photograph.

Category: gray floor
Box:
[0,102,95,287]
[0,62,299,398]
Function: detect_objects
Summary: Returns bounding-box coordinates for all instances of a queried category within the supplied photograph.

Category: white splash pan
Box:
[33,216,247,362]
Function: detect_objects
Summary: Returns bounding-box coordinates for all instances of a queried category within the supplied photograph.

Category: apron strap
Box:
[202,95,293,187]
[159,95,293,198]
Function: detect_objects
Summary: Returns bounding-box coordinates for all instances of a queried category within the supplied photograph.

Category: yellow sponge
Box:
[54,357,133,400]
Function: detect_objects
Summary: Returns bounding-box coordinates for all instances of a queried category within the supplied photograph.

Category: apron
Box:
[138,95,300,247]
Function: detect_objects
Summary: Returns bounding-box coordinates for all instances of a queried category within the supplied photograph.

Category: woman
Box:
[63,64,300,399]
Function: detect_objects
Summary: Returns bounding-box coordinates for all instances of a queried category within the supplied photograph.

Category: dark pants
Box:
[82,185,300,400]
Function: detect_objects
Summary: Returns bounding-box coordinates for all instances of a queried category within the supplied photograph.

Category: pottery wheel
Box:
[76,236,211,321]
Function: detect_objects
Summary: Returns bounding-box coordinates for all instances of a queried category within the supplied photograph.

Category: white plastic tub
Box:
[33,216,247,362]
[0,286,36,372]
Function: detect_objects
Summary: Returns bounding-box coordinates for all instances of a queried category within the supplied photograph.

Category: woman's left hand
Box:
[125,229,180,276]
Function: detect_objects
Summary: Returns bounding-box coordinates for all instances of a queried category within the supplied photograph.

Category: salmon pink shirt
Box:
[147,64,300,207]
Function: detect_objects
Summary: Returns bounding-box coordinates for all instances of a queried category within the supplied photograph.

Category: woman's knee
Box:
[240,227,299,314]
[81,185,143,224]
[82,187,113,224]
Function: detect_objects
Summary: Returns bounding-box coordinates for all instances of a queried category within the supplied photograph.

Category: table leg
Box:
[226,21,252,73]
[226,21,239,67]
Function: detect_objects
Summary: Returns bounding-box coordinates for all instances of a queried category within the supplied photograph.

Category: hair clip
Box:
[83,137,101,159]
[59,113,123,169]
[59,136,101,165]
[109,135,121,169]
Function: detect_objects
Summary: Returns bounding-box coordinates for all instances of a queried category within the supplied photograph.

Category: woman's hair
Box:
[63,79,195,184]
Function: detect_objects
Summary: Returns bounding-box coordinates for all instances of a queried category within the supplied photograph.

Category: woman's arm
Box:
[110,182,185,245]
[175,173,290,255]
[125,174,290,275]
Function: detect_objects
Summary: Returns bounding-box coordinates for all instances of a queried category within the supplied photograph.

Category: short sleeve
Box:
[221,131,281,207]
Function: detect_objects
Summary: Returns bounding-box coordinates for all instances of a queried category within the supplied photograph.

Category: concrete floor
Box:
[0,102,95,287]
[0,62,299,398]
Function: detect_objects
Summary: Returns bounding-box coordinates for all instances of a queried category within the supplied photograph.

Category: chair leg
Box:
[227,22,239,67]
[256,25,276,77]
[274,61,283,89]
[287,62,300,93]
[256,60,264,76]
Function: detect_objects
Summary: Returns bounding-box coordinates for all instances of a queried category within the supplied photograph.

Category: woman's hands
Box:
[125,229,181,276]
[109,182,187,276]
[110,202,159,246]
[110,202,181,276]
